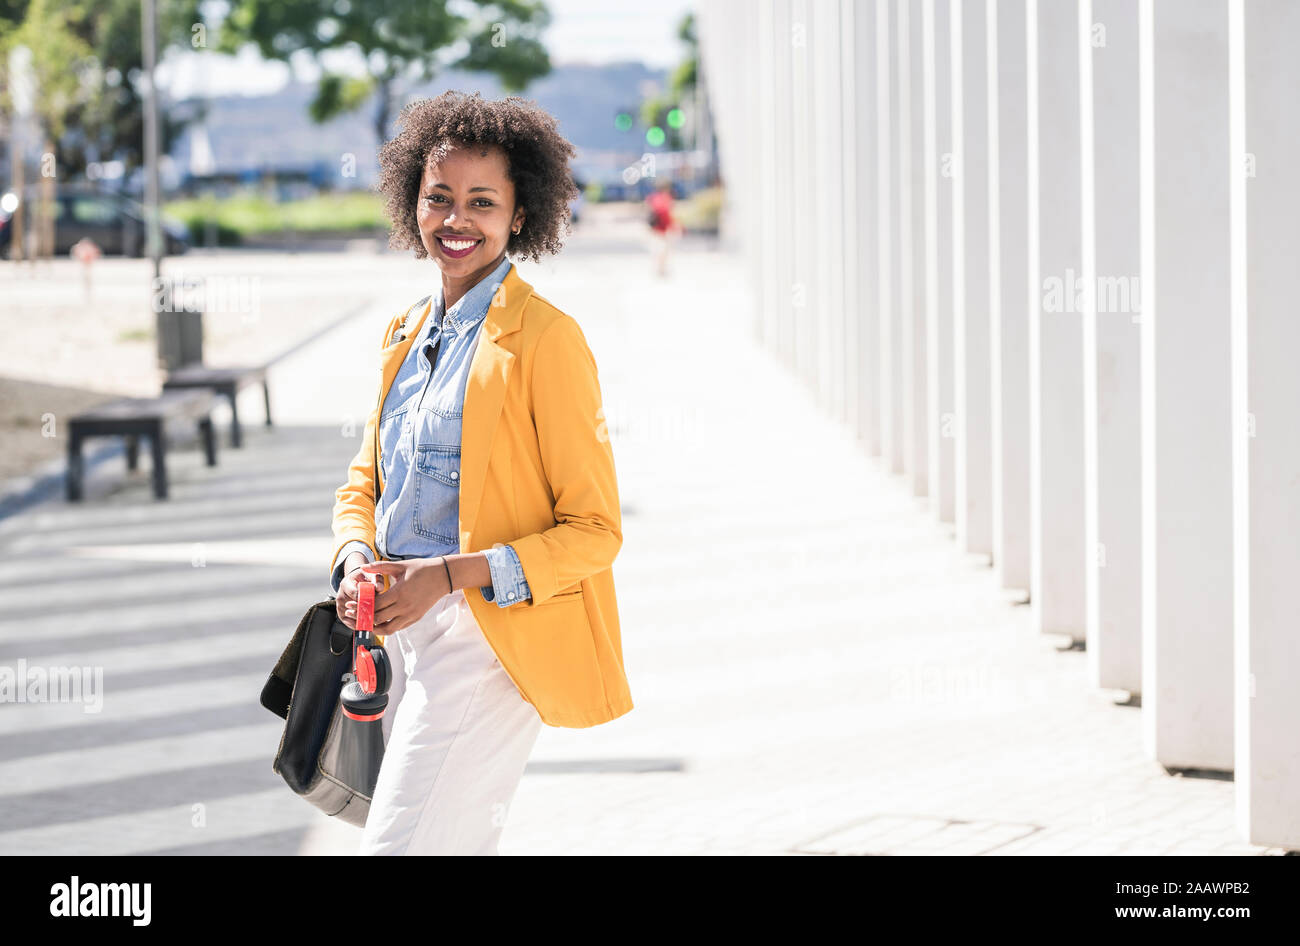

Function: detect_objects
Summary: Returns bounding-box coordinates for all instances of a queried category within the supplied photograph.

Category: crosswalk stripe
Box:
[0,722,284,797]
[0,672,269,735]
[0,789,346,856]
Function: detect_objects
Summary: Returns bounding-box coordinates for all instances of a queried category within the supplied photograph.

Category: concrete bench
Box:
[161,363,272,448]
[66,388,218,501]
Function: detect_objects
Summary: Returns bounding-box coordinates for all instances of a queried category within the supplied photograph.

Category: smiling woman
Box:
[376,89,579,269]
[327,90,631,857]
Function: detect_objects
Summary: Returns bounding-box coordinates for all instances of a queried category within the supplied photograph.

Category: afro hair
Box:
[375,90,581,264]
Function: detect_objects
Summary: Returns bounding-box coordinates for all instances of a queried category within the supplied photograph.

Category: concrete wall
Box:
[696,0,1299,850]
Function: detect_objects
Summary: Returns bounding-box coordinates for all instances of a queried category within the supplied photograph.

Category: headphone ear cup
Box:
[370,645,392,696]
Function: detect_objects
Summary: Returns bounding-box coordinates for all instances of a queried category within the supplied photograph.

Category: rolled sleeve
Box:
[480,543,532,607]
[330,540,374,595]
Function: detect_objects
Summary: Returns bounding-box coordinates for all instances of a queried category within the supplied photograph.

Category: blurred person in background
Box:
[646,178,681,278]
[328,90,633,856]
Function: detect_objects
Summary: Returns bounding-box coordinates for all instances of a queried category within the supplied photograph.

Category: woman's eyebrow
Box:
[428,183,499,194]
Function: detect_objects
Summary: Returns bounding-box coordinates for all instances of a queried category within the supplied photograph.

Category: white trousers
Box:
[358,588,542,855]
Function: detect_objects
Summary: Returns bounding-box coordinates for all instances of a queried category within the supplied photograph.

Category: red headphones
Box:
[341,581,392,721]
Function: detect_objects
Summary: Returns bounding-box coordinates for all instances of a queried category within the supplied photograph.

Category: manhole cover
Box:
[792,814,1042,855]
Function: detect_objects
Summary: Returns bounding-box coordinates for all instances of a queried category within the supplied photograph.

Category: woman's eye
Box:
[424,196,492,207]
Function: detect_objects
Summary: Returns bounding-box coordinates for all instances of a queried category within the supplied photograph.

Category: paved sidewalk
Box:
[0,240,1284,855]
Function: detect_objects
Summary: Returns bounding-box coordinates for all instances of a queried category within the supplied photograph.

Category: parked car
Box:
[0,186,189,259]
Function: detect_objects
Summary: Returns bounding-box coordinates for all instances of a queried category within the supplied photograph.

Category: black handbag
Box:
[260,597,384,827]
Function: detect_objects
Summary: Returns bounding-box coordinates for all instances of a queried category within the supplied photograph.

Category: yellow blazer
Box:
[330,263,633,728]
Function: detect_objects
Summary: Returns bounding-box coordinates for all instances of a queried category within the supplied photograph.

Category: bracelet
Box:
[441,557,454,591]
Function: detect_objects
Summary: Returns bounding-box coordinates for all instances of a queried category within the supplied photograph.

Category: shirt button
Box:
[507,592,516,599]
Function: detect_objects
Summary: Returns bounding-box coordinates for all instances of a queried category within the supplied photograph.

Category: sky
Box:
[159,0,696,99]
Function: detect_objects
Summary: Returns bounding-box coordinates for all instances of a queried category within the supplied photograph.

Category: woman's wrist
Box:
[436,552,493,592]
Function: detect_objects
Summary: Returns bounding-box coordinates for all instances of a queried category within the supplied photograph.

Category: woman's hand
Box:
[336,553,385,631]
[353,558,453,635]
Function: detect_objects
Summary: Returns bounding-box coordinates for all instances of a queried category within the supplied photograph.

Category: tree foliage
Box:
[1,0,204,177]
[217,0,554,143]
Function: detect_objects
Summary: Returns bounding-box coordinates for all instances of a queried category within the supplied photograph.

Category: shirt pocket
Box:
[412,443,461,544]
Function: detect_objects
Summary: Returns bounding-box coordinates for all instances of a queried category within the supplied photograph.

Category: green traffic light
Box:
[615,113,633,132]
[645,126,665,147]
[667,108,684,129]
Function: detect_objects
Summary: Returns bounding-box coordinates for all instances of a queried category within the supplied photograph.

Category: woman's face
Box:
[416,142,525,282]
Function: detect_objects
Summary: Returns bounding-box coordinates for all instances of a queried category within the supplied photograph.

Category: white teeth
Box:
[440,237,478,251]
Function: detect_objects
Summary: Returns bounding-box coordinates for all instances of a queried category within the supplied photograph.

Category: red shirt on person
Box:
[647,189,675,233]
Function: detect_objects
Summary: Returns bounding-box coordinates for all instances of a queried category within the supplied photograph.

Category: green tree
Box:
[1,0,94,136]
[0,0,97,256]
[0,0,204,178]
[63,0,204,173]
[217,0,554,144]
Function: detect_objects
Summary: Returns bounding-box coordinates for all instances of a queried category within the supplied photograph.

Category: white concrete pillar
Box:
[1082,0,1142,694]
[1230,0,1300,846]
[706,0,758,278]
[1029,0,1087,641]
[954,0,994,558]
[740,4,763,340]
[903,0,928,488]
[850,0,881,455]
[1138,0,1233,770]
[755,0,782,355]
[811,0,845,420]
[989,0,1032,594]
[877,0,896,463]
[888,0,911,475]
[925,0,956,524]
[790,0,816,390]
[840,0,861,444]
[861,2,885,456]
[771,0,797,377]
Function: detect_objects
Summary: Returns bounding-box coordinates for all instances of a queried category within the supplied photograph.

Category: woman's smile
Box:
[436,235,483,259]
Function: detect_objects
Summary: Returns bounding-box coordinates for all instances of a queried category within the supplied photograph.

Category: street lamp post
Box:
[141,0,162,279]
[142,0,202,372]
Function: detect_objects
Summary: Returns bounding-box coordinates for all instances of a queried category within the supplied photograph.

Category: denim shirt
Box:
[330,254,531,607]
